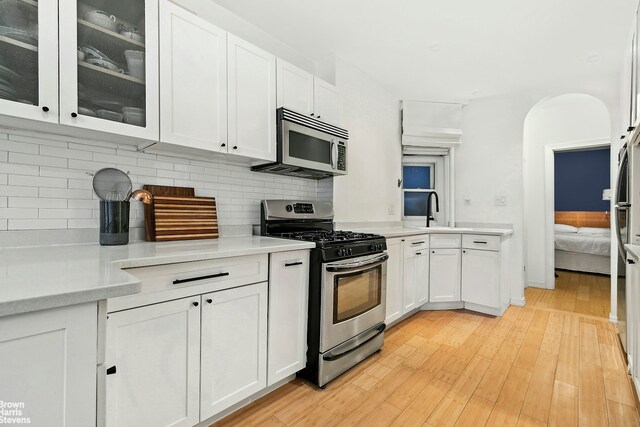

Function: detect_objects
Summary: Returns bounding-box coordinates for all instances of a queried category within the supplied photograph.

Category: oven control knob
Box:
[348,248,353,255]
[286,205,293,212]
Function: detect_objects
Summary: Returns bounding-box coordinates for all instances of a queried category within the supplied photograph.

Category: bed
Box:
[554,211,619,275]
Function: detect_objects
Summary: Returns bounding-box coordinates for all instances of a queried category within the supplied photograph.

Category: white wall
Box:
[455,95,535,305]
[331,58,403,223]
[523,94,611,286]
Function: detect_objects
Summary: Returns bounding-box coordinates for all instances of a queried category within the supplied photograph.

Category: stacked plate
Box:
[0,56,18,101]
[0,25,37,45]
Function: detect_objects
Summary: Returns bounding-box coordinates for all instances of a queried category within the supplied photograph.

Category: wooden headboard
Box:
[555,211,610,228]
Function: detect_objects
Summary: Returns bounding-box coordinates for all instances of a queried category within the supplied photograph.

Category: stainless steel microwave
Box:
[251,108,348,179]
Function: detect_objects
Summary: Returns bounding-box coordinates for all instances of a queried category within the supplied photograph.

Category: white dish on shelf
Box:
[79,45,111,61]
[84,10,118,32]
[92,100,123,112]
[123,107,145,126]
[96,109,123,122]
[85,58,123,74]
[78,106,96,117]
[119,30,145,43]
[0,64,18,81]
[124,50,144,80]
[0,25,38,45]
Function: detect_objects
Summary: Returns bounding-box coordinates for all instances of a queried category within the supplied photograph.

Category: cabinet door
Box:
[313,77,341,126]
[227,34,276,161]
[59,0,159,140]
[159,0,227,153]
[0,303,97,427]
[0,0,58,123]
[415,251,430,305]
[403,250,418,312]
[276,59,313,116]
[105,298,201,427]
[268,250,310,386]
[200,282,268,420]
[429,249,461,302]
[385,238,404,323]
[462,249,500,308]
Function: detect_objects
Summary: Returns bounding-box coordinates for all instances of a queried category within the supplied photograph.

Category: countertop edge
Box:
[352,227,514,238]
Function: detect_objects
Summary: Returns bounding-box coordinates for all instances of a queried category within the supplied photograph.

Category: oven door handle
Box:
[322,323,386,362]
[326,254,389,272]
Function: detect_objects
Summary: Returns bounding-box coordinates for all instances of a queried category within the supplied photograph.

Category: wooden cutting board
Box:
[143,185,219,242]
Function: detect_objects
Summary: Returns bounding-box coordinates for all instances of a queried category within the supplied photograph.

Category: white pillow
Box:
[577,227,610,236]
[555,224,578,233]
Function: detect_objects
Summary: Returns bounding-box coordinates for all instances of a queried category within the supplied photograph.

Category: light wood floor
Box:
[526,270,611,319]
[212,305,639,427]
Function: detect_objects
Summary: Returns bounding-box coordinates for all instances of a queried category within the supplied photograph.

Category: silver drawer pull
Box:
[173,272,229,285]
[473,241,488,244]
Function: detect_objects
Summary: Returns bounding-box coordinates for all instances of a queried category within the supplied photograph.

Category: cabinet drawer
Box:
[108,254,268,312]
[403,235,429,251]
[462,234,500,251]
[430,234,461,248]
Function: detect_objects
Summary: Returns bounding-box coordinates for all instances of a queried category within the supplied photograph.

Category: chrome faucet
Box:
[426,192,439,227]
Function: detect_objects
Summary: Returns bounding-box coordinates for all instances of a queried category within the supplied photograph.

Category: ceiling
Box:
[212,0,637,102]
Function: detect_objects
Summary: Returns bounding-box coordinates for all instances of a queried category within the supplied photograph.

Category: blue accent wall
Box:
[554,148,610,212]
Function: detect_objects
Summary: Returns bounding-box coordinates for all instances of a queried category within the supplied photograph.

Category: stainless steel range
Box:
[261,200,387,387]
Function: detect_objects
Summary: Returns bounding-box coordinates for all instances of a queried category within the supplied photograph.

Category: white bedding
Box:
[554,232,611,257]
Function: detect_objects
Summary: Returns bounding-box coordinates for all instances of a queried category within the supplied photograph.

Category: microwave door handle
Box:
[330,140,338,169]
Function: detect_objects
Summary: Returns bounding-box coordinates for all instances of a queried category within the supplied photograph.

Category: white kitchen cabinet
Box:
[268,250,310,385]
[385,238,404,324]
[276,58,314,116]
[105,297,201,427]
[429,248,461,302]
[313,77,342,126]
[227,34,276,162]
[462,249,500,308]
[403,236,430,312]
[200,282,268,420]
[159,0,227,153]
[0,303,97,427]
[59,0,160,140]
[0,0,59,123]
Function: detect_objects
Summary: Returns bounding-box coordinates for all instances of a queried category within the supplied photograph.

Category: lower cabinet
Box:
[105,282,269,427]
[403,242,430,311]
[105,297,201,427]
[0,303,97,427]
[200,282,268,420]
[267,250,310,385]
[429,248,461,302]
[461,249,500,309]
[385,238,404,324]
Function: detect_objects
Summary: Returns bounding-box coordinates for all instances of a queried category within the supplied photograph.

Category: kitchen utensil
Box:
[78,106,96,117]
[84,10,118,32]
[124,50,144,80]
[92,100,123,112]
[96,109,123,122]
[79,45,111,61]
[86,58,124,73]
[100,201,130,246]
[119,30,145,43]
[91,168,132,202]
[131,189,153,204]
[150,194,219,241]
[123,107,145,126]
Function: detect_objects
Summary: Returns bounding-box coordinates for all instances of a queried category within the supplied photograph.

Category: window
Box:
[402,165,435,216]
[402,154,450,226]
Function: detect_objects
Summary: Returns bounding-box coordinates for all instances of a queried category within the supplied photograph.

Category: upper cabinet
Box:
[276,59,314,116]
[59,0,159,140]
[0,0,58,123]
[159,0,227,153]
[276,58,342,126]
[227,34,276,162]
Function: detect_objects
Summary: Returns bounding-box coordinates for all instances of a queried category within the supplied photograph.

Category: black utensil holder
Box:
[100,201,130,246]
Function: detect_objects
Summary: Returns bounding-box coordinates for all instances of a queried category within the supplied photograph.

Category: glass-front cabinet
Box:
[59,0,158,139]
[0,0,58,122]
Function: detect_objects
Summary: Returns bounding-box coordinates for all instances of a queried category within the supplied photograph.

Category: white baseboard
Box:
[526,281,546,289]
[421,301,464,310]
[510,296,526,307]
[609,313,618,323]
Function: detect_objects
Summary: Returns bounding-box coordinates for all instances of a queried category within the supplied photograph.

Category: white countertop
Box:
[0,236,315,318]
[351,226,514,238]
[625,244,640,260]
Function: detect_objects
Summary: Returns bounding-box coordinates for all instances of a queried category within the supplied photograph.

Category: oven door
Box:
[281,120,347,175]
[320,253,388,352]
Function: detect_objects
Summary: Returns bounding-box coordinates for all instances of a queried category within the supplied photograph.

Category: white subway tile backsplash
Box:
[9,152,67,168]
[0,131,326,233]
[9,175,67,188]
